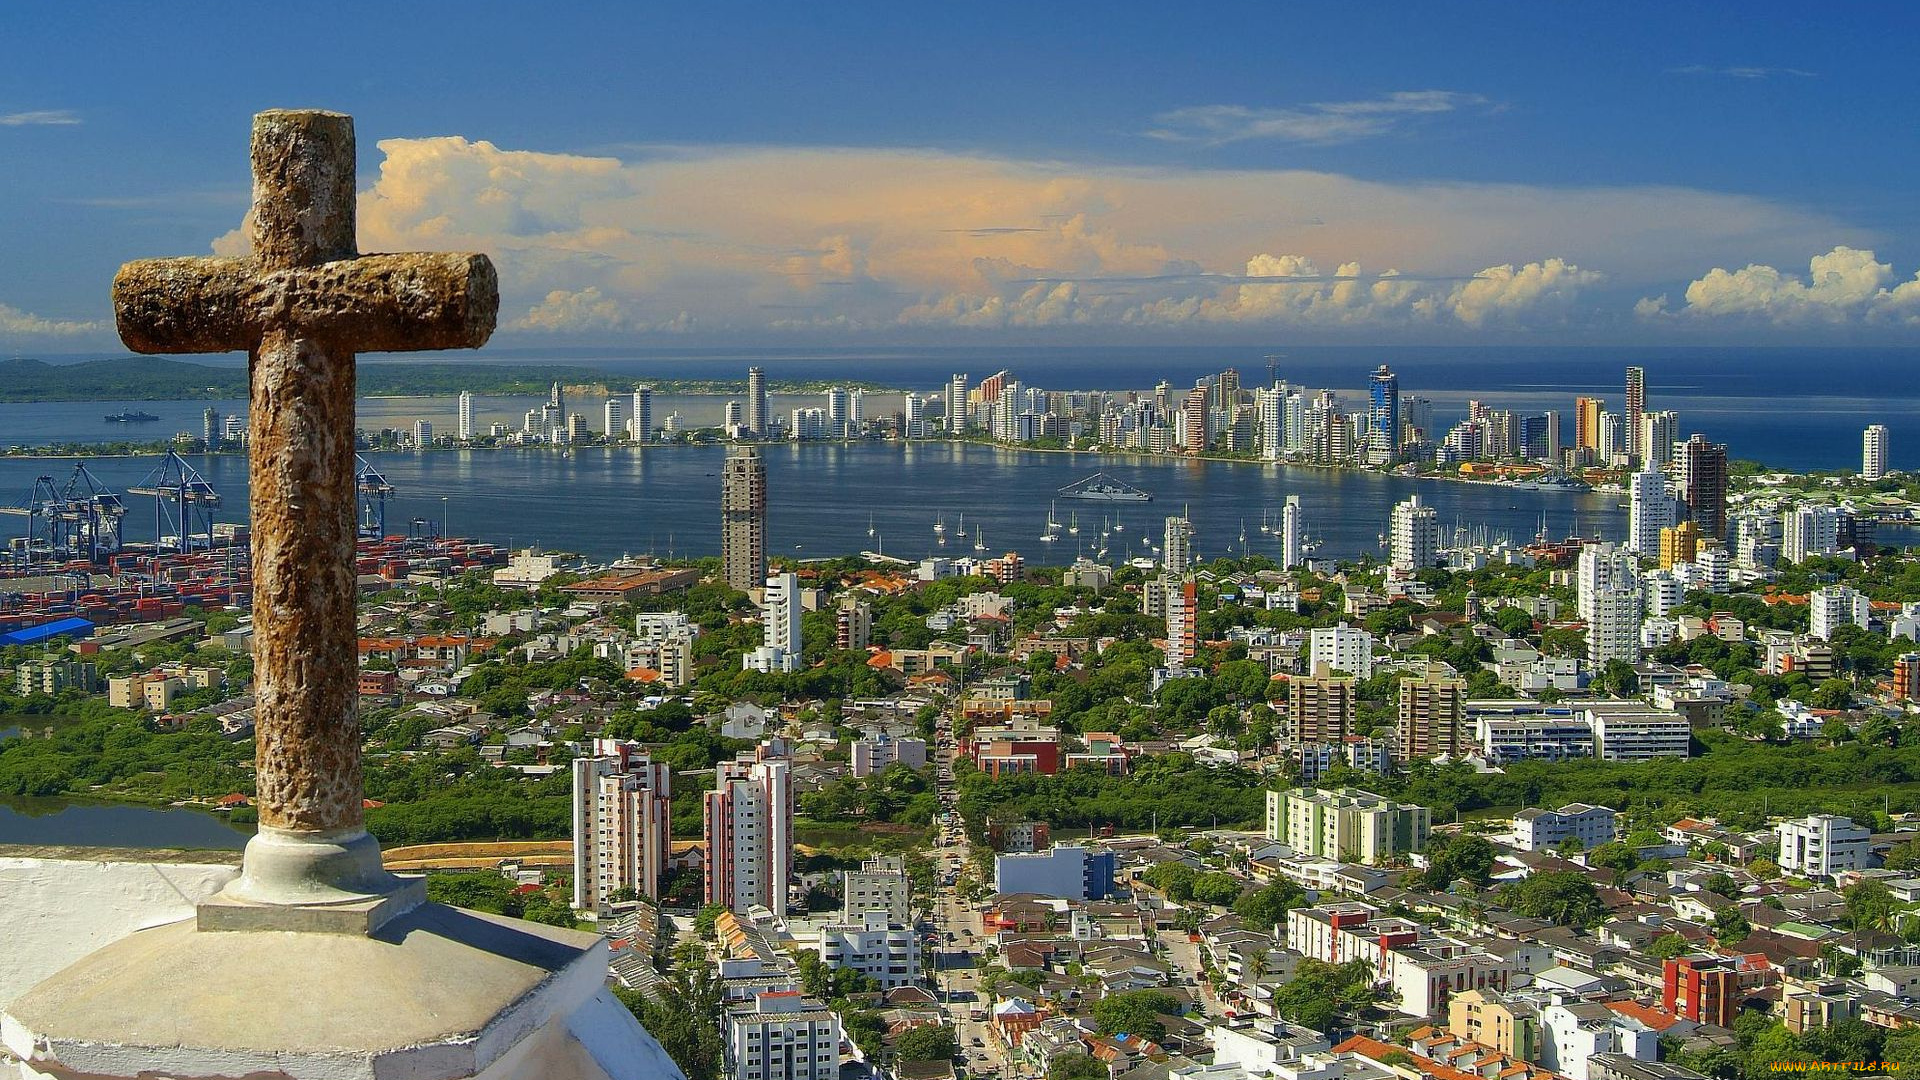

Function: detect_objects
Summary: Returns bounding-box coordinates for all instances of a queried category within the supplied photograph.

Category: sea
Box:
[1,345,1917,564]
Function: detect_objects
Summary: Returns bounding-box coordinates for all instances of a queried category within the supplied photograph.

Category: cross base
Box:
[191,824,427,935]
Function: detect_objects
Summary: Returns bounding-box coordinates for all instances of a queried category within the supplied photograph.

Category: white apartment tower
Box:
[571,739,672,915]
[456,390,475,441]
[1809,584,1871,641]
[1778,814,1871,879]
[726,992,842,1080]
[746,572,804,673]
[603,396,625,441]
[1390,494,1438,572]
[1782,505,1842,564]
[746,366,769,437]
[1628,469,1677,556]
[1308,622,1374,679]
[947,373,969,432]
[706,756,794,913]
[1280,495,1303,570]
[1577,542,1640,621]
[1163,515,1194,576]
[1864,424,1889,481]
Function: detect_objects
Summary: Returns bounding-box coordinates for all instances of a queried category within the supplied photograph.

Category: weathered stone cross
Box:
[114,110,496,916]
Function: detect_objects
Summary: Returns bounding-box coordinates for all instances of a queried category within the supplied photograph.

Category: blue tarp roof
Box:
[0,617,95,646]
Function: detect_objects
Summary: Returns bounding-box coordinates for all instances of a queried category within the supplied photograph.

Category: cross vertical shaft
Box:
[248,112,364,835]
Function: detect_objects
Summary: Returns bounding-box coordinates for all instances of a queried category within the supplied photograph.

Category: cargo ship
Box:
[104,410,160,423]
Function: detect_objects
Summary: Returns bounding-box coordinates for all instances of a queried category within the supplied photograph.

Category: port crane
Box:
[127,450,223,553]
[356,455,396,540]
[0,463,127,567]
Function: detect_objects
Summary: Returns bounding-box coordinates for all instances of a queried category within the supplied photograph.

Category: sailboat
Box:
[974,527,987,553]
[1260,508,1273,534]
[1239,520,1248,546]
[934,516,947,544]
[1067,511,1080,536]
[867,512,876,539]
[1046,501,1062,534]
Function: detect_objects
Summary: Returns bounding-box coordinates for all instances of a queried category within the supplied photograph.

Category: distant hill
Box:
[0,357,620,402]
[0,356,903,402]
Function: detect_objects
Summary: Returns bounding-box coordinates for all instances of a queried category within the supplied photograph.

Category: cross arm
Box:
[114,252,498,354]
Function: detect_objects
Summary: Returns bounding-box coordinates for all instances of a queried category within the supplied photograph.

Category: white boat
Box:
[867,513,876,538]
[974,528,987,553]
[1046,501,1062,534]
[1058,472,1152,502]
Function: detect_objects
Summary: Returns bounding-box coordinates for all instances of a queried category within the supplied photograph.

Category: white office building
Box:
[1308,623,1374,679]
[745,572,804,673]
[1778,813,1871,879]
[726,992,842,1080]
[1513,803,1617,852]
[1390,495,1439,572]
[1782,505,1842,565]
[571,739,672,914]
[1809,584,1871,641]
[1865,424,1889,481]
[1628,470,1677,556]
[817,910,918,988]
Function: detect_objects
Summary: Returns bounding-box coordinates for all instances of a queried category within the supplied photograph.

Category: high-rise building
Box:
[1624,366,1645,462]
[1280,496,1303,570]
[1894,653,1920,701]
[1675,434,1728,538]
[571,739,671,914]
[1287,673,1356,746]
[631,385,653,443]
[548,380,565,420]
[746,366,768,437]
[1182,388,1209,454]
[1658,521,1700,570]
[1575,397,1604,452]
[1628,469,1677,556]
[948,373,969,432]
[1256,387,1285,460]
[1596,410,1624,463]
[705,756,794,913]
[1577,542,1640,621]
[1397,671,1468,762]
[413,418,433,446]
[1390,494,1438,572]
[825,387,849,437]
[1368,364,1400,464]
[1216,367,1241,410]
[835,596,872,651]
[1588,581,1644,667]
[603,397,625,440]
[746,572,803,673]
[842,855,911,923]
[1640,410,1679,470]
[456,390,475,441]
[1544,411,1563,464]
[1782,505,1841,564]
[726,992,843,1080]
[1864,424,1889,481]
[903,393,926,438]
[1163,515,1194,576]
[202,407,222,448]
[1308,622,1374,679]
[721,446,768,593]
[566,412,588,444]
[1164,578,1197,670]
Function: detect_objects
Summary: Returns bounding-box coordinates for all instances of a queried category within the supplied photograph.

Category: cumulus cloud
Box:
[202,134,1865,339]
[0,109,80,126]
[1146,91,1489,145]
[0,302,99,338]
[1643,246,1920,325]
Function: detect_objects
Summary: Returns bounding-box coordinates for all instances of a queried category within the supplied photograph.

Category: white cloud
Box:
[1646,246,1920,325]
[1146,91,1489,145]
[1667,65,1817,79]
[202,134,1866,339]
[0,302,99,338]
[0,109,80,126]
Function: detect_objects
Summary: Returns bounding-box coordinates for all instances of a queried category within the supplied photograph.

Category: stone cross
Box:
[113,111,496,913]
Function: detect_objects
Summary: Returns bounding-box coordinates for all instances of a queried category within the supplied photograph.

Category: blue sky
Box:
[4,2,1918,348]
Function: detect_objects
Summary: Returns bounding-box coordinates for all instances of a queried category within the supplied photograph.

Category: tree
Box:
[1091,989,1180,1041]
[1271,959,1375,1032]
[1420,833,1496,891]
[1811,678,1854,711]
[1702,872,1738,899]
[1502,871,1605,927]
[1647,933,1691,961]
[1713,905,1751,946]
[1050,1054,1110,1080]
[1234,881,1305,931]
[1847,880,1898,934]
[895,1024,957,1062]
